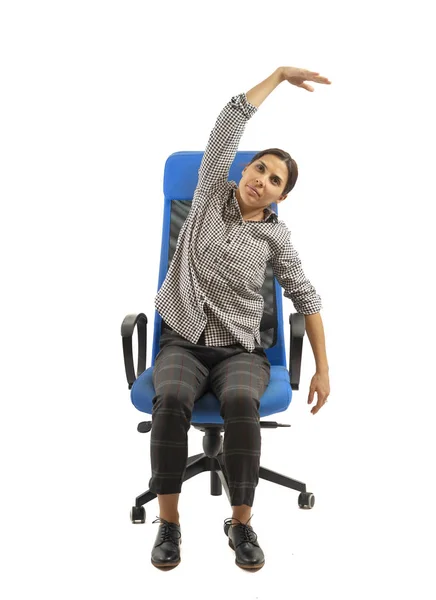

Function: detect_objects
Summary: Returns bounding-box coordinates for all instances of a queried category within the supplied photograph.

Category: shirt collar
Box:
[231,187,278,223]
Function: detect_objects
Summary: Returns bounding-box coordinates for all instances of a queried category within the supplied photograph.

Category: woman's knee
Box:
[152,388,196,421]
[220,390,261,419]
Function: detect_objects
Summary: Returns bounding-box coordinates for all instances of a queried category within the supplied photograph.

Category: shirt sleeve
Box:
[196,93,258,192]
[270,231,323,314]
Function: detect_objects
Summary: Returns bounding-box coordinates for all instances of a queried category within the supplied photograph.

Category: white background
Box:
[1,0,435,598]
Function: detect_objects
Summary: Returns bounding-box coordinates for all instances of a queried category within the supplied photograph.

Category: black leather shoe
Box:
[151,517,182,569]
[224,516,265,570]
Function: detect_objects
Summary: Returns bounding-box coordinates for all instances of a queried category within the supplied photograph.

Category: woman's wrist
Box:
[246,68,285,108]
[276,66,285,82]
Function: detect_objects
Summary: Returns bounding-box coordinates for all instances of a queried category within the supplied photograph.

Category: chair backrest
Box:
[151,151,287,368]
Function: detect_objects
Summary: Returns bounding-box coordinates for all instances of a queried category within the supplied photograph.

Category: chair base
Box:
[132,423,310,512]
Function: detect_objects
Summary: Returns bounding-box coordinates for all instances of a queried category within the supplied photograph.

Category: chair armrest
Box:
[289,313,305,391]
[121,313,148,390]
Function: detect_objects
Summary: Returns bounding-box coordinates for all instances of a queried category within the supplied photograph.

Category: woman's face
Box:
[237,154,289,210]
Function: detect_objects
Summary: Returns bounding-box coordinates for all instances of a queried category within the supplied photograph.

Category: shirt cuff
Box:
[230,92,258,119]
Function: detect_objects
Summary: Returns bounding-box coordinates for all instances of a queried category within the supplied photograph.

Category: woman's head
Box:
[236,149,298,218]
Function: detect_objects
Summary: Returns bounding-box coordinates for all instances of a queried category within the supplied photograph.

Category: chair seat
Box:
[131,365,293,424]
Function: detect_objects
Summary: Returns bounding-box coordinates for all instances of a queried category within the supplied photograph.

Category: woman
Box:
[150,66,332,570]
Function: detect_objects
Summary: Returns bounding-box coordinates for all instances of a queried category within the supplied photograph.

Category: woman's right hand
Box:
[280,66,332,92]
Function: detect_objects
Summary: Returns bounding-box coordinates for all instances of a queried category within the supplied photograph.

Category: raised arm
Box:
[246,66,285,107]
[196,66,330,192]
[196,67,285,192]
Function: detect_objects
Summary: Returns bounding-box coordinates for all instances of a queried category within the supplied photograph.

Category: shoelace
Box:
[223,515,258,546]
[152,517,182,545]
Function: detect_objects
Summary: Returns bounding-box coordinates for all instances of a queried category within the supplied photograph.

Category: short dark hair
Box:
[244,148,298,196]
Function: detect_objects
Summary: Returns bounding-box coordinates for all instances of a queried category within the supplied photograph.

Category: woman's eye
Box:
[257,163,279,184]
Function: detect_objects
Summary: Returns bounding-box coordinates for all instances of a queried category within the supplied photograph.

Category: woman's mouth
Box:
[247,185,259,197]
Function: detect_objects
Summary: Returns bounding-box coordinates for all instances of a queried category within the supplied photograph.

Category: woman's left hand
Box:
[307,372,331,415]
[280,66,332,92]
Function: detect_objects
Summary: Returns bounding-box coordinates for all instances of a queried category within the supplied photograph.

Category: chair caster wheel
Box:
[298,492,315,509]
[131,506,145,523]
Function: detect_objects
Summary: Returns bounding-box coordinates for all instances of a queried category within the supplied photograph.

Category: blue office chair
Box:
[121,151,316,525]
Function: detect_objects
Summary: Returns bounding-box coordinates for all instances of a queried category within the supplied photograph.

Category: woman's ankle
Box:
[159,512,180,526]
[157,493,180,525]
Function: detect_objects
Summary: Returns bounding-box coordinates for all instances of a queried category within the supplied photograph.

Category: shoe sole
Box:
[228,538,265,570]
[151,559,181,570]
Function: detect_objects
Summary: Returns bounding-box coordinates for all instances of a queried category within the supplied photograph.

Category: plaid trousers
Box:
[150,321,271,507]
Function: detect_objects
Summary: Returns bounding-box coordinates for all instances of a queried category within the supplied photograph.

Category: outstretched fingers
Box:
[312,74,332,84]
[299,83,315,92]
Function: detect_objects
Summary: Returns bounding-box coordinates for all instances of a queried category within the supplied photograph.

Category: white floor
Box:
[121,458,433,600]
[3,406,431,600]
